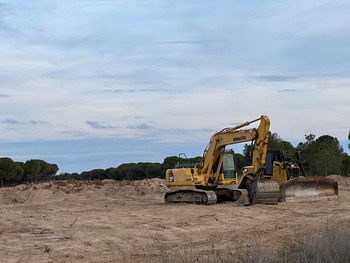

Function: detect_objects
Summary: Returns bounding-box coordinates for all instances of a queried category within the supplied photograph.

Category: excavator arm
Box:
[200,115,270,183]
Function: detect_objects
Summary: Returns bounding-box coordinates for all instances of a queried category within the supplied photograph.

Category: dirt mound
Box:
[0,178,169,204]
[327,175,350,187]
[100,178,169,200]
[0,182,74,204]
[121,178,169,194]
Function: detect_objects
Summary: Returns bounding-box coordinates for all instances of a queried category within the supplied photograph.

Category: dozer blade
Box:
[282,176,339,198]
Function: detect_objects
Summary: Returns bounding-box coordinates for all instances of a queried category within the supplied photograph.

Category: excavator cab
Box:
[221,150,238,181]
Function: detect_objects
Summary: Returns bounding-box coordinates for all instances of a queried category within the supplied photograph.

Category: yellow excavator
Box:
[164,115,338,206]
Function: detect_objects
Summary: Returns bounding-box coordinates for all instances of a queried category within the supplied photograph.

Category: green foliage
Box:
[13,162,25,183]
[77,162,164,181]
[268,132,296,160]
[234,153,246,173]
[298,135,343,176]
[163,156,180,172]
[80,169,107,180]
[55,172,81,180]
[0,158,59,186]
[106,167,123,180]
[146,163,162,178]
[242,143,254,167]
[23,159,59,182]
[267,132,283,150]
[0,158,18,186]
[341,154,350,175]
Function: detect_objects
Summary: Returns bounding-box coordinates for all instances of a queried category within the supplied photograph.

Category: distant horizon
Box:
[1,136,349,174]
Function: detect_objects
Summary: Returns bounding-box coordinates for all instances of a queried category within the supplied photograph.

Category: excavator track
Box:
[164,189,217,205]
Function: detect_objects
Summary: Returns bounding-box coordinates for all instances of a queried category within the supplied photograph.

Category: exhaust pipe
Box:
[282,176,338,198]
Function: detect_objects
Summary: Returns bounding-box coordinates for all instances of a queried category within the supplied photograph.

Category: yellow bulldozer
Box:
[164,115,338,206]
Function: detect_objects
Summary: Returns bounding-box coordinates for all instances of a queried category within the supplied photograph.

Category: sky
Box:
[1,0,350,174]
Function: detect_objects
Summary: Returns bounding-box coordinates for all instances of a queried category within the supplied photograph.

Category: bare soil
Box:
[0,175,349,263]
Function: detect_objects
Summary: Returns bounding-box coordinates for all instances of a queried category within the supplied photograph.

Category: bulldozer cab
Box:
[264,150,300,180]
[255,150,295,185]
[264,150,279,176]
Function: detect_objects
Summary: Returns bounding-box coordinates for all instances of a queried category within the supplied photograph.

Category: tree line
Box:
[1,132,350,187]
[0,158,58,187]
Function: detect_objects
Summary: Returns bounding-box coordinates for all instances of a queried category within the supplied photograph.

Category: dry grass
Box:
[279,226,350,263]
[152,226,350,263]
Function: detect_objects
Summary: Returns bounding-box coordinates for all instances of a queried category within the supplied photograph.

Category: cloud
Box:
[0,3,11,17]
[127,123,153,129]
[60,130,90,138]
[278,89,298,92]
[86,121,118,129]
[159,39,226,45]
[2,118,20,124]
[29,120,48,125]
[2,118,49,126]
[103,88,162,93]
[256,75,297,82]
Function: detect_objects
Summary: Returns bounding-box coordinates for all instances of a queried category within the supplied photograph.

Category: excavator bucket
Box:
[282,176,338,198]
[233,189,250,206]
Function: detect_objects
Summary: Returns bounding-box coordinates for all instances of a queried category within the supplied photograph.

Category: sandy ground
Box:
[0,175,349,263]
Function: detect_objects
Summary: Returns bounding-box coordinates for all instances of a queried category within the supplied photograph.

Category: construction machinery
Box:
[244,149,338,198]
[164,115,338,206]
[276,151,339,198]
